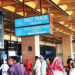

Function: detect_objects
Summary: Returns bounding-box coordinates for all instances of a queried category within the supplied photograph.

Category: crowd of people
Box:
[0,56,75,75]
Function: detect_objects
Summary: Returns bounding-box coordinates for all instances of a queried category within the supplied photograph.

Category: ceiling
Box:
[0,0,75,43]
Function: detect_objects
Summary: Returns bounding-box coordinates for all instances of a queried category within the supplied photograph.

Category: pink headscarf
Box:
[52,57,65,75]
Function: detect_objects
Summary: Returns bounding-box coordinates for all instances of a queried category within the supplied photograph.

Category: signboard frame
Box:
[15,14,51,37]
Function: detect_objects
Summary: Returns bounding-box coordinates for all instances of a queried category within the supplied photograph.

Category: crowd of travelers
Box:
[0,55,75,75]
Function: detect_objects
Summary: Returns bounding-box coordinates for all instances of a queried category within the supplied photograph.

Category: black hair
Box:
[35,56,38,59]
[11,56,20,62]
[8,57,14,62]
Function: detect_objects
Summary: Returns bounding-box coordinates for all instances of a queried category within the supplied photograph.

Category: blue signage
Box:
[15,24,50,37]
[15,14,50,28]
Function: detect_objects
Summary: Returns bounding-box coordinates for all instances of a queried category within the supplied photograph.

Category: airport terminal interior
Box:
[0,0,75,66]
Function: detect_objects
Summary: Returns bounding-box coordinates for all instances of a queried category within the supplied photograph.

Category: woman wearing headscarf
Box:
[52,57,66,75]
[26,58,32,75]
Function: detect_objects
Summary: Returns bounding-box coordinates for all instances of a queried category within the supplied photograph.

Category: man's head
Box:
[8,58,14,66]
[35,56,38,60]
[40,55,44,60]
[12,57,20,64]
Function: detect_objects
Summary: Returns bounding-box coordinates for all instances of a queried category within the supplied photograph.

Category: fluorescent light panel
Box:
[17,12,27,16]
[25,1,36,9]
[66,11,73,15]
[52,0,60,4]
[59,5,68,11]
[2,6,15,12]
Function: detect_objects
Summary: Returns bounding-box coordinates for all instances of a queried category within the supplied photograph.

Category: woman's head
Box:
[52,57,64,72]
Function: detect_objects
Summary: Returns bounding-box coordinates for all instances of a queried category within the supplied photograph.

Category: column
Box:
[62,35,73,66]
[22,36,40,64]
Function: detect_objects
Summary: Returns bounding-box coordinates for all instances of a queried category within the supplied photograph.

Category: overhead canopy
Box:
[0,0,75,43]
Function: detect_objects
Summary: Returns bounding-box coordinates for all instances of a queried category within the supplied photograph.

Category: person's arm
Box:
[33,62,37,70]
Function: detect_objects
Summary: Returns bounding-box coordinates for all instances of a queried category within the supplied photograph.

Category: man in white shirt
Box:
[33,56,41,75]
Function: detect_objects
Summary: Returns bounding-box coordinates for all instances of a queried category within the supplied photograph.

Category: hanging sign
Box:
[15,14,52,37]
[15,14,50,27]
[15,24,50,37]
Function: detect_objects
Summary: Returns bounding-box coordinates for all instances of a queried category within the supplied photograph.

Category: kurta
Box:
[33,59,41,75]
[41,60,47,75]
[0,63,9,75]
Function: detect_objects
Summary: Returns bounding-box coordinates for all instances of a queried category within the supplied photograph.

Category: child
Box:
[27,69,32,75]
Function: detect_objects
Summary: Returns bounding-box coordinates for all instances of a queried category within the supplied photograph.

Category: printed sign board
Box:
[15,24,50,37]
[15,14,50,27]
[15,14,51,37]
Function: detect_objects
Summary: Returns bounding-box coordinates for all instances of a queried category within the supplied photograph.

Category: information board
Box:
[15,24,50,37]
[15,14,50,37]
[15,14,50,27]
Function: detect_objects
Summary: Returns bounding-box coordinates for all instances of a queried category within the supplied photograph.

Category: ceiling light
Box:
[17,12,27,16]
[66,11,73,15]
[51,0,60,4]
[65,24,69,27]
[55,28,59,30]
[59,21,64,24]
[68,27,72,29]
[36,8,46,14]
[25,1,36,9]
[2,6,15,12]
[59,5,68,11]
[18,0,23,2]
